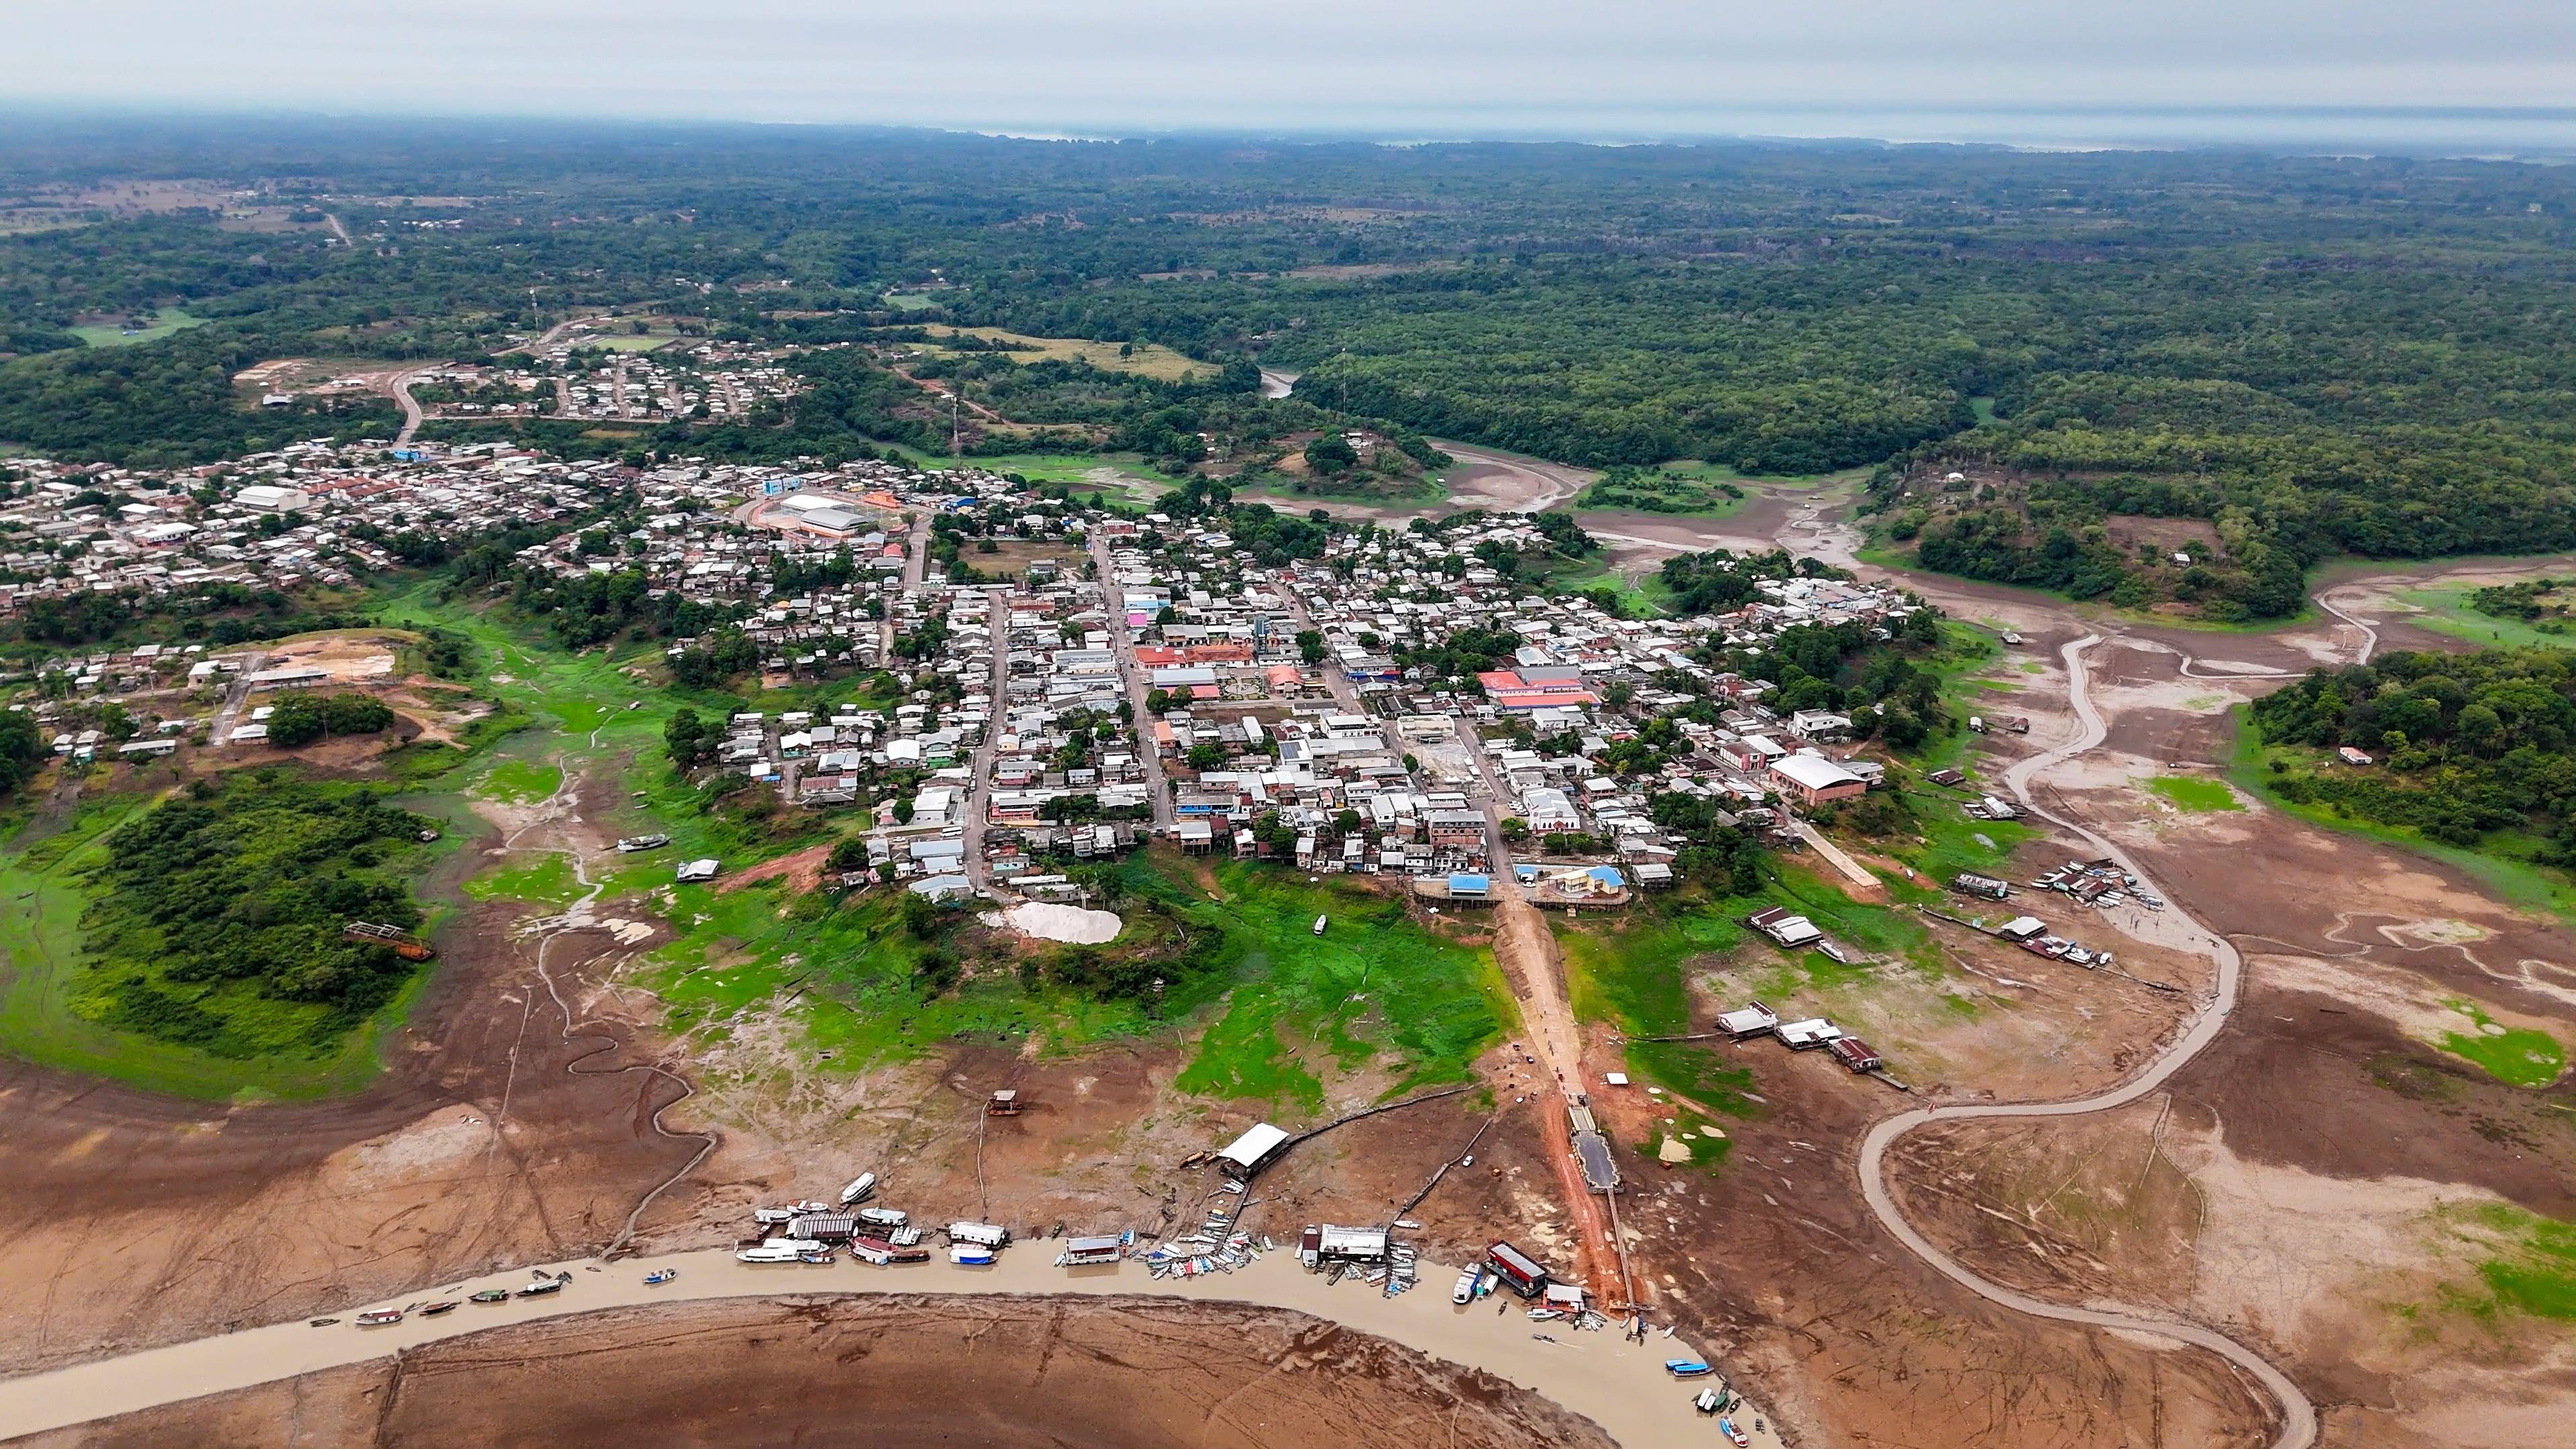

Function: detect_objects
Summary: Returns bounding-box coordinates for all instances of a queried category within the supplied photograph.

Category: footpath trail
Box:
[1855,635,2318,1449]
[0,1248,1784,1448]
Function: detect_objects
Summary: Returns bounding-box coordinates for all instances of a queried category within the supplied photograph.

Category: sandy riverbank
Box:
[0,1248,1780,1448]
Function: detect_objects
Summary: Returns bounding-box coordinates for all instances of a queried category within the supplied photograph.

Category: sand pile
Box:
[1002,901,1122,944]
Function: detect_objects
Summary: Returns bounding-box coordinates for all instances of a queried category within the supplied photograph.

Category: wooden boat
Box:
[645,1269,679,1285]
[470,1289,510,1303]
[356,1309,405,1327]
[515,1278,564,1297]
[1664,1358,1713,1378]
[309,1318,340,1327]
[418,1301,460,1317]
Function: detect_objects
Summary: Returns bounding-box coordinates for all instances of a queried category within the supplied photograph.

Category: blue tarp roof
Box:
[1587,865,1625,888]
[1448,873,1491,892]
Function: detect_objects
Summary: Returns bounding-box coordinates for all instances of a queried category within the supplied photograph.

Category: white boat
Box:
[857,1206,908,1227]
[1452,1267,1480,1305]
[738,1238,822,1264]
[950,1244,996,1266]
[1312,914,1328,936]
[839,1173,876,1205]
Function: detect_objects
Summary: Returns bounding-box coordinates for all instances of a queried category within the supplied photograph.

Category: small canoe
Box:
[309,1318,340,1328]
[645,1269,678,1286]
[470,1289,510,1303]
[418,1301,460,1317]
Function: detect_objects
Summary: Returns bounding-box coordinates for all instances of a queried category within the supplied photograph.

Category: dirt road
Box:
[1856,635,2317,1449]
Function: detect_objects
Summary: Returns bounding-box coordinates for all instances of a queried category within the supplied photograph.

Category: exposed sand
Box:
[998,900,1124,944]
[27,1296,1615,1449]
[0,1248,1779,1448]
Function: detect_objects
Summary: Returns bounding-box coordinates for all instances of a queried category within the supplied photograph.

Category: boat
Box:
[797,1248,835,1265]
[419,1301,460,1317]
[737,1242,803,1264]
[1527,1308,1564,1322]
[515,1278,563,1297]
[1312,914,1328,936]
[356,1309,405,1327]
[645,1269,678,1285]
[309,1318,340,1328]
[470,1289,510,1303]
[1452,1267,1481,1305]
[839,1173,876,1205]
[855,1206,907,1227]
[1665,1358,1713,1378]
[1717,1417,1750,1448]
[1695,1387,1721,1416]
[950,1244,996,1266]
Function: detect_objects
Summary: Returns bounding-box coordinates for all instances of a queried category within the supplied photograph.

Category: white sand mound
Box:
[1004,902,1123,945]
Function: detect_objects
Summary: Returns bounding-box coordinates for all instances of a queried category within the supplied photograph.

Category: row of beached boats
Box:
[313,1270,576,1329]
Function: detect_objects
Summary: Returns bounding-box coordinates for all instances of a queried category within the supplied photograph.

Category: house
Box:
[1216,1122,1292,1179]
[1770,752,1866,806]
[2337,747,2373,767]
[1427,809,1487,850]
[1746,906,1823,949]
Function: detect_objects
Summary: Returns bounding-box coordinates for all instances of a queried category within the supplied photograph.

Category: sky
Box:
[11,1,2576,146]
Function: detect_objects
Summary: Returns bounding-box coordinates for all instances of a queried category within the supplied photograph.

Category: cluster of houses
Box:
[0,441,605,616]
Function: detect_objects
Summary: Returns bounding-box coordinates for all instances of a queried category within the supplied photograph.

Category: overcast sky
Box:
[11,1,2576,142]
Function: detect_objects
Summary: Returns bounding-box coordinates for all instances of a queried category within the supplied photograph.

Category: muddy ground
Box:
[1873,624,2576,1445]
[0,771,702,1376]
[25,1295,1614,1449]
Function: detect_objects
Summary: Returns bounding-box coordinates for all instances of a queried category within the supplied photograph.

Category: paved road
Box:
[386,366,435,447]
[961,584,1013,894]
[1085,531,1173,833]
[205,651,267,745]
[1854,635,2317,1449]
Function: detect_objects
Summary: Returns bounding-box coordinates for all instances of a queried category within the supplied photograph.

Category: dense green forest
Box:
[6,119,2576,608]
[74,771,438,1057]
[2249,648,2576,859]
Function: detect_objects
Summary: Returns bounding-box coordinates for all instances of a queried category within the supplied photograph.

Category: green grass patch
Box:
[2147,775,2242,813]
[2437,1002,2565,1087]
[1147,859,1515,1106]
[476,757,562,805]
[2424,1203,2576,1323]
[2396,584,2576,652]
[72,308,204,347]
[1575,462,1752,517]
[464,851,587,908]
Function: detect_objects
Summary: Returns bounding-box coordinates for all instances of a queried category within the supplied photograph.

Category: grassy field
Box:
[2438,1002,2565,1087]
[2395,585,2576,651]
[881,291,942,311]
[897,449,1173,502]
[0,790,453,1100]
[475,758,563,805]
[2228,709,2576,920]
[71,308,204,347]
[2419,1202,2576,1324]
[918,325,1216,382]
[2147,775,2243,812]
